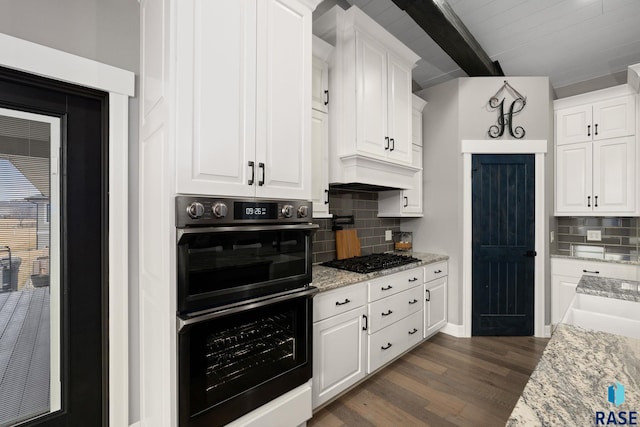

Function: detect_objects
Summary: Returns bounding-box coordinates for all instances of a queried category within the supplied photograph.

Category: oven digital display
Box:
[234,202,278,220]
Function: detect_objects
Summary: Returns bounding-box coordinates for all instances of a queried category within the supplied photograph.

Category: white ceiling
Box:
[342,0,640,92]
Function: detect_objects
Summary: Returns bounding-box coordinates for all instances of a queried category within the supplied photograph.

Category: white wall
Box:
[457,76,551,140]
[0,2,141,422]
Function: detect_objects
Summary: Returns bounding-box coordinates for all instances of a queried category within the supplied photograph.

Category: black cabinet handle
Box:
[425,289,431,301]
[390,138,395,151]
[381,342,392,350]
[408,277,418,282]
[381,285,393,291]
[587,196,591,207]
[404,196,408,207]
[362,314,368,331]
[594,195,598,207]
[324,89,329,106]
[335,298,350,306]
[524,250,537,257]
[324,189,329,205]
[594,123,598,135]
[381,309,393,317]
[434,269,442,274]
[258,162,265,186]
[247,161,255,185]
[409,299,418,305]
[408,328,418,335]
[583,269,600,274]
[587,124,591,136]
[385,136,390,150]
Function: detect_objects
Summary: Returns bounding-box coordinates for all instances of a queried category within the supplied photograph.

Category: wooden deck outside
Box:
[0,287,50,425]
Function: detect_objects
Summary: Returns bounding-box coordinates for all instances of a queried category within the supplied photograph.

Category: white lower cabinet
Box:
[368,310,423,373]
[550,257,639,324]
[312,262,448,409]
[312,283,367,408]
[424,277,447,338]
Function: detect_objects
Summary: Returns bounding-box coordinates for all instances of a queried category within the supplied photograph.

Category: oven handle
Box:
[177,286,318,331]
[177,223,319,242]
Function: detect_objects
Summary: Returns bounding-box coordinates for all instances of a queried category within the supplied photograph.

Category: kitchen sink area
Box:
[509,273,640,426]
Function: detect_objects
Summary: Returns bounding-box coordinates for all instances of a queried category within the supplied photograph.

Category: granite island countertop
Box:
[506,323,640,426]
[577,275,640,303]
[312,252,448,293]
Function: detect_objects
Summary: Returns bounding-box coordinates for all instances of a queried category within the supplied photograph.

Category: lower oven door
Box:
[178,287,317,427]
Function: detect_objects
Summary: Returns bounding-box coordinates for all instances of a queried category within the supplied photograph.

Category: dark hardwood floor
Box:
[309,333,549,427]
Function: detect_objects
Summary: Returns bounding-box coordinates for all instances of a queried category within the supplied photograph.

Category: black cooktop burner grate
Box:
[322,253,421,274]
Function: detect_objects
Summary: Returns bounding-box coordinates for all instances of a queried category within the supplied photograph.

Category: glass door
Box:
[0,108,61,426]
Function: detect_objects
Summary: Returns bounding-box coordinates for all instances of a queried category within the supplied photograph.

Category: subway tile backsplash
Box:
[312,189,400,264]
[555,217,640,260]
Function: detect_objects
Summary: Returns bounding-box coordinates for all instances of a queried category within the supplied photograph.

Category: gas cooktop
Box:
[322,253,421,274]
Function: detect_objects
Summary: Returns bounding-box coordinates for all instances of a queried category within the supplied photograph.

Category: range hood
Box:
[329,153,420,191]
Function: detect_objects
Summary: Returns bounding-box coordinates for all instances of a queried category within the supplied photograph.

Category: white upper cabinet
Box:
[311,109,330,218]
[554,86,638,215]
[313,5,421,189]
[556,94,636,145]
[378,95,426,217]
[176,0,316,199]
[311,36,332,218]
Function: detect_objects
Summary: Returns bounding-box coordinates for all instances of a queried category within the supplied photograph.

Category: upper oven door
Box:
[177,224,316,314]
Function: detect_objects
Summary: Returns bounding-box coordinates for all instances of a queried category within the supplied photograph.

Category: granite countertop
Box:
[312,252,448,293]
[550,252,640,265]
[577,275,640,303]
[507,323,640,426]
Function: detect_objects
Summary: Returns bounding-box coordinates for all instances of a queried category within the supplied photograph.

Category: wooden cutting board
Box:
[335,229,361,260]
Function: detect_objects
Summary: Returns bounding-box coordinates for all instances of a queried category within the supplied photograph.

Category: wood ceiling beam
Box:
[392,0,504,77]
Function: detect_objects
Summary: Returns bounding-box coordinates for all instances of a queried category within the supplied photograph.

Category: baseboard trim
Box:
[543,324,552,338]
[439,323,466,337]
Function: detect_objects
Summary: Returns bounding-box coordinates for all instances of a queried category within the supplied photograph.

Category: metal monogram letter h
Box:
[488,80,526,139]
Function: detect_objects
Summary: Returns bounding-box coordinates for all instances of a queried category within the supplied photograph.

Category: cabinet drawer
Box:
[314,282,367,323]
[368,267,424,302]
[368,285,423,334]
[368,310,423,374]
[424,261,447,283]
[551,258,638,281]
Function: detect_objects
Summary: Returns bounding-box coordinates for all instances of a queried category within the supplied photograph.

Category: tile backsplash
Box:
[312,189,400,264]
[555,217,639,260]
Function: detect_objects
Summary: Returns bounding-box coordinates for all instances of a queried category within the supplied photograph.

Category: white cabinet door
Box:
[386,53,412,164]
[556,105,592,145]
[176,0,256,197]
[356,32,387,159]
[256,0,311,200]
[312,55,329,113]
[424,277,447,338]
[556,142,592,213]
[312,306,367,408]
[551,274,579,324]
[402,144,422,214]
[311,109,330,218]
[592,137,636,213]
[176,0,312,199]
[593,95,636,141]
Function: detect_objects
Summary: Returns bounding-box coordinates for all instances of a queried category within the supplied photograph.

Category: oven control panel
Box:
[176,196,313,227]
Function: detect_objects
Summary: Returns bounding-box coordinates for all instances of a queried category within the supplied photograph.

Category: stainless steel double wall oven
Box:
[176,196,317,427]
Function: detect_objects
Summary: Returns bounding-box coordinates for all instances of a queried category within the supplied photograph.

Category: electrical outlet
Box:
[587,230,602,241]
[385,230,393,241]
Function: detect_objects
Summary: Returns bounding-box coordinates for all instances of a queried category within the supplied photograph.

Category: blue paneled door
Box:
[472,154,535,336]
